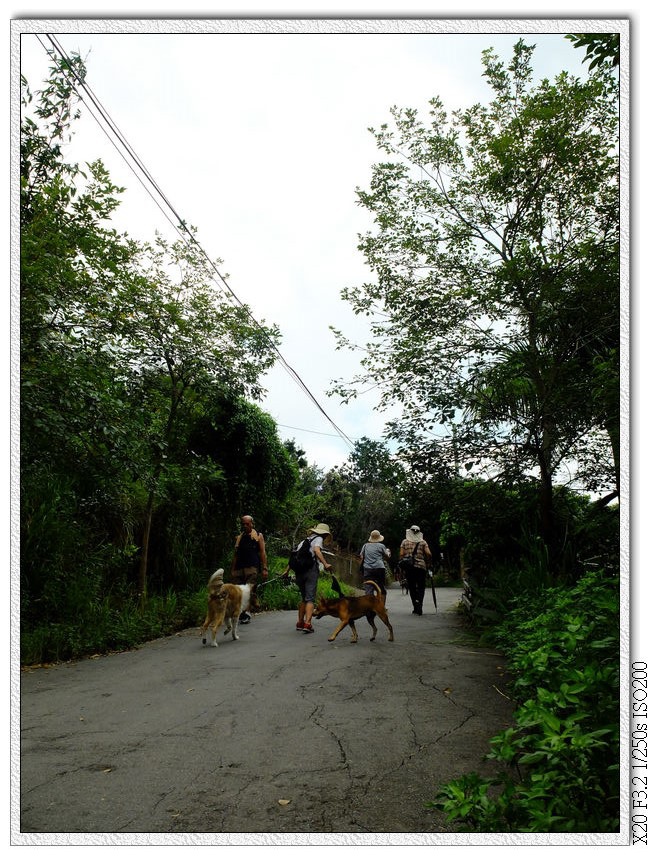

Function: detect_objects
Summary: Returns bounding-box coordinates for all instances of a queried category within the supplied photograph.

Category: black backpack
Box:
[399,542,420,571]
[289,537,314,575]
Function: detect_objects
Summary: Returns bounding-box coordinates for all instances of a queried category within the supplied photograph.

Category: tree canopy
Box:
[20,52,295,610]
[331,39,619,564]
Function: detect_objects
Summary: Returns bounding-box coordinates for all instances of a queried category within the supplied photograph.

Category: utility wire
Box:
[277,423,344,438]
[37,34,356,452]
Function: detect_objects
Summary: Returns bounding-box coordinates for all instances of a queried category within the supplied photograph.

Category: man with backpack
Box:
[290,523,333,634]
[230,514,268,624]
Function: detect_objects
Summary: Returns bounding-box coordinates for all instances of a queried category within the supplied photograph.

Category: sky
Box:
[15,16,620,474]
[8,5,646,852]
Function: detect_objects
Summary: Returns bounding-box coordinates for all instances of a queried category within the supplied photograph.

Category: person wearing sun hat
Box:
[295,522,333,634]
[359,529,391,599]
[399,525,432,615]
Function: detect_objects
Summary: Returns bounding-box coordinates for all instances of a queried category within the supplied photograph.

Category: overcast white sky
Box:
[15,15,622,472]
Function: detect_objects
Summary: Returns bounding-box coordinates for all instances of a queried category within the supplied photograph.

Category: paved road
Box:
[18,585,514,841]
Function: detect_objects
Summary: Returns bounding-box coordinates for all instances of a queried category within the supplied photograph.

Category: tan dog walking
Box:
[314,580,394,643]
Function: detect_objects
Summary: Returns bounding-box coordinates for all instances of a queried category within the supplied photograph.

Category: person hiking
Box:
[398,525,432,616]
[359,529,391,599]
[294,523,333,634]
[231,514,268,624]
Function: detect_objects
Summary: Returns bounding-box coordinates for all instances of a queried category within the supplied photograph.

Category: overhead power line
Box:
[35,34,356,453]
[277,423,344,438]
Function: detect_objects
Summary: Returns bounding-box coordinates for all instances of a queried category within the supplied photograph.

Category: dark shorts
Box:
[296,563,319,603]
[363,568,387,594]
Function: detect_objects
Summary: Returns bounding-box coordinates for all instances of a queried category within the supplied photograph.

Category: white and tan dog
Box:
[200,569,252,647]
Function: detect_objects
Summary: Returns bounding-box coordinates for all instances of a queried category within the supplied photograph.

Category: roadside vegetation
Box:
[431,569,619,832]
[20,34,620,833]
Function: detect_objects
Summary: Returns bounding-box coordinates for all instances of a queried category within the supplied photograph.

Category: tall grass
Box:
[20,556,353,666]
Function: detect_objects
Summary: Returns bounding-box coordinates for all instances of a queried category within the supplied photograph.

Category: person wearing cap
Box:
[231,514,268,624]
[359,529,391,599]
[296,523,333,634]
[399,525,432,616]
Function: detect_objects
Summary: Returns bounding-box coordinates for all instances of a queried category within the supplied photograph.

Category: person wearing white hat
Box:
[295,523,333,634]
[359,529,391,599]
[399,525,432,615]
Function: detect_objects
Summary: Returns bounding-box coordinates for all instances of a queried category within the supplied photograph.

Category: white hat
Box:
[368,530,384,542]
[310,523,332,538]
[406,525,423,542]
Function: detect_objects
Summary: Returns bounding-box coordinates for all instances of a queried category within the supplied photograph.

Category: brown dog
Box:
[314,580,394,643]
[200,569,252,647]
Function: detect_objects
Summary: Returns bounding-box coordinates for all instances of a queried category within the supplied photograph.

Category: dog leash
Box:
[258,572,295,588]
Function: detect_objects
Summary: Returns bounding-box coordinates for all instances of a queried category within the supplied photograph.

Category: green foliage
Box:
[255,567,352,613]
[21,590,186,665]
[566,33,620,70]
[332,39,620,566]
[20,51,307,648]
[431,571,620,832]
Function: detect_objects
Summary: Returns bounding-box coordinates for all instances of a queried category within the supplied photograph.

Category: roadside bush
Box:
[21,590,190,665]
[430,571,620,832]
[20,560,355,665]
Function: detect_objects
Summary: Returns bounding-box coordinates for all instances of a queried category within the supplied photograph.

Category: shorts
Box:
[363,568,387,595]
[232,566,258,585]
[296,562,319,603]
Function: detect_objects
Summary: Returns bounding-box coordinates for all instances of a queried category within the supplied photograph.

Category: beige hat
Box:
[368,530,384,542]
[310,523,332,538]
[406,525,424,542]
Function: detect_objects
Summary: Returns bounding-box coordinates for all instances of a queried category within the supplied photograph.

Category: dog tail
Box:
[208,568,225,597]
[362,580,382,598]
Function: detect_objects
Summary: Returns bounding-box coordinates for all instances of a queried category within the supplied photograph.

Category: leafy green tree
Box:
[109,233,280,598]
[21,55,150,615]
[273,442,329,547]
[566,32,620,70]
[20,53,292,615]
[338,438,406,549]
[331,40,619,566]
[165,387,299,579]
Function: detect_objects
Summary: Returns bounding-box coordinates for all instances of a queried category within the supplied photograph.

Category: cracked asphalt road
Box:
[18,585,514,841]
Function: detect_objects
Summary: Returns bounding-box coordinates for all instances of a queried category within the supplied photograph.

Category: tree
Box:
[20,55,152,614]
[565,33,620,70]
[20,53,288,612]
[331,40,619,567]
[338,438,406,548]
[110,233,280,599]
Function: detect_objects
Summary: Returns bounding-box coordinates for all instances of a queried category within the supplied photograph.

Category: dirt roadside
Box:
[18,585,514,841]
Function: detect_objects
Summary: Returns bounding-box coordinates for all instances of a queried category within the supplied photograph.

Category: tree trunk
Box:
[138,487,156,606]
[538,417,556,573]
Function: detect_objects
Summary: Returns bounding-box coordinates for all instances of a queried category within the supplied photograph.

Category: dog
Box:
[393,563,410,595]
[314,579,394,643]
[200,569,253,647]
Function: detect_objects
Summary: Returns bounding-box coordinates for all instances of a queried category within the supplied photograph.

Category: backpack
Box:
[289,537,314,575]
[399,542,420,571]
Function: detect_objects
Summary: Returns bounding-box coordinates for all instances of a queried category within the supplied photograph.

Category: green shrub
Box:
[20,562,356,665]
[431,571,620,832]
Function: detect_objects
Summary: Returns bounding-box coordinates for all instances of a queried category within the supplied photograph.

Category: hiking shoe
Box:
[301,622,314,633]
[239,612,251,624]
[296,620,305,631]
